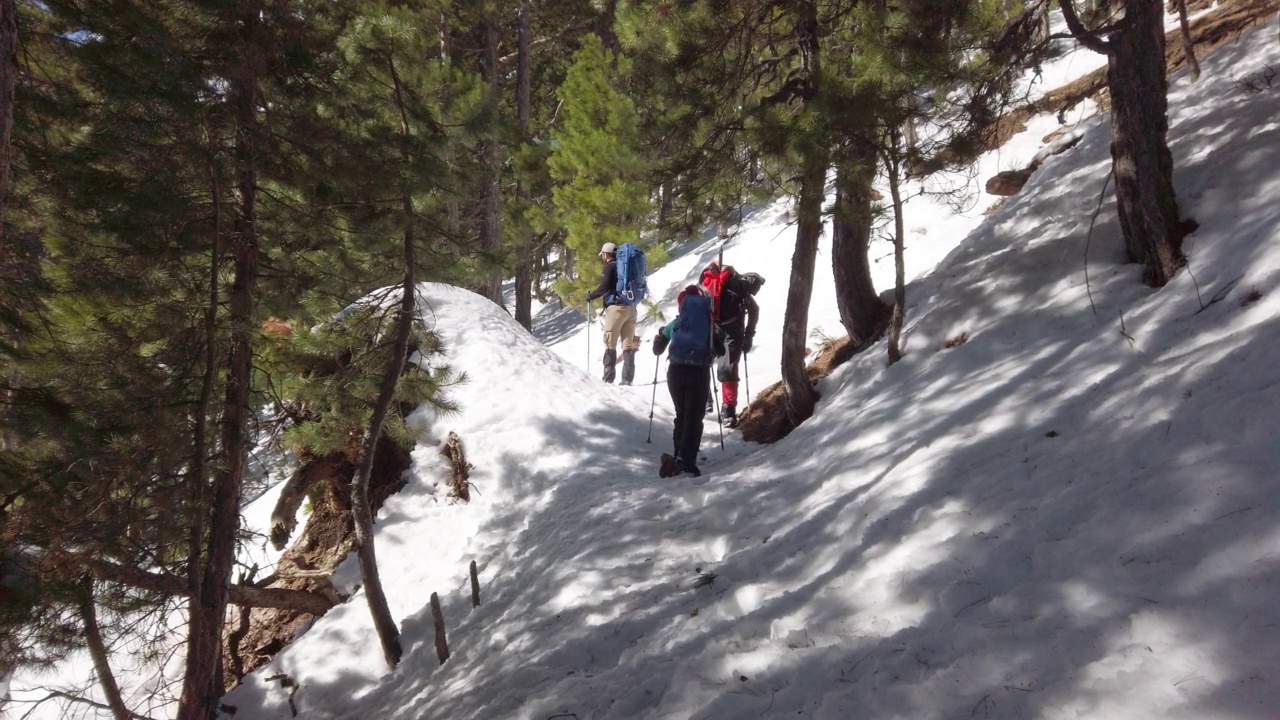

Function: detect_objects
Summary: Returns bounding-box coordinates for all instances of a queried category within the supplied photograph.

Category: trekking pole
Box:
[585,300,591,373]
[744,352,751,408]
[711,376,725,451]
[646,351,660,443]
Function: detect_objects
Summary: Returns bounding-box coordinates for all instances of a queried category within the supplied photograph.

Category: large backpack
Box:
[700,265,765,322]
[668,294,715,366]
[611,242,648,306]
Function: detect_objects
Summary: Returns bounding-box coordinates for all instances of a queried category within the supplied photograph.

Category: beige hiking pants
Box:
[602,304,640,352]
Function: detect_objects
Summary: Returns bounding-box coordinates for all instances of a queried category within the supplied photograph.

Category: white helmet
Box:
[599,242,618,256]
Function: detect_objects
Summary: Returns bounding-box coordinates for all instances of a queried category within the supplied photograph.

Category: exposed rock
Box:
[985,168,1034,196]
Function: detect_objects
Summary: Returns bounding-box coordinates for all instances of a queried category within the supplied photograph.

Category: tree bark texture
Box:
[778,0,825,428]
[178,4,263,717]
[1106,0,1184,286]
[832,152,890,350]
[886,132,907,365]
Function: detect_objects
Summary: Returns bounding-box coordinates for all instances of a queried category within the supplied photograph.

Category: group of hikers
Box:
[586,241,765,478]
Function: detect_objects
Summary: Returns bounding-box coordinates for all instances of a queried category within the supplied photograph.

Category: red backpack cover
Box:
[700,265,735,321]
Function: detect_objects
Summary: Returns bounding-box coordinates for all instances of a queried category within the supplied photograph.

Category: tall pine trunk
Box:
[0,0,17,457]
[183,125,223,652]
[832,148,890,350]
[513,0,534,330]
[778,0,825,428]
[1174,0,1200,81]
[1107,0,1183,286]
[478,6,503,306]
[1058,0,1184,287]
[178,3,262,717]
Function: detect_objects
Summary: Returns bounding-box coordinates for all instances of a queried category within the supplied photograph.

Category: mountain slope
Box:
[213,21,1280,720]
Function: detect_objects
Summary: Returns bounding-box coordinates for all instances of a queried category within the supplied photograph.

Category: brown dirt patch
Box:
[222,433,411,688]
[737,336,863,444]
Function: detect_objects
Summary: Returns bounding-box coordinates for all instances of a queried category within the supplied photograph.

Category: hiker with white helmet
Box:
[585,242,642,384]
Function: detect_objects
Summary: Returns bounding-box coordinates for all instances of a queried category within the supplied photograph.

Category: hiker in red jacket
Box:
[699,260,764,427]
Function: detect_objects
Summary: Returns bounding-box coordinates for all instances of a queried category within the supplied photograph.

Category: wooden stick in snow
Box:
[431,592,450,664]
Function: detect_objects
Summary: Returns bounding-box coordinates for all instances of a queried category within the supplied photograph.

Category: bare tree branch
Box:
[1057,0,1114,54]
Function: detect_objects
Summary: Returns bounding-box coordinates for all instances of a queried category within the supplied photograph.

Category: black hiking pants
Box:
[667,363,711,470]
[715,317,745,384]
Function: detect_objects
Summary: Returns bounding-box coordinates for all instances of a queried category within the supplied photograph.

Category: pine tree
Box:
[548,34,653,306]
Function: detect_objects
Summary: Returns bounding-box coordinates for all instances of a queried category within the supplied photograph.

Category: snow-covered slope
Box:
[12,12,1278,720]
[215,22,1280,720]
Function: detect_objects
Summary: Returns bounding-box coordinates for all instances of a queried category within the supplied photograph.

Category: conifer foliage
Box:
[548,34,653,305]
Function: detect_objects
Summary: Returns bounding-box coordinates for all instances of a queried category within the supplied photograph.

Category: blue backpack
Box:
[668,294,715,366]
[611,242,647,307]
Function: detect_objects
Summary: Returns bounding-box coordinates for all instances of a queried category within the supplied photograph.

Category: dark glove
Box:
[743,333,754,353]
[652,333,670,356]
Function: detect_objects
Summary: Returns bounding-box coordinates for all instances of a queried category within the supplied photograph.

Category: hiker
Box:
[653,285,725,478]
[585,242,642,384]
[700,260,765,427]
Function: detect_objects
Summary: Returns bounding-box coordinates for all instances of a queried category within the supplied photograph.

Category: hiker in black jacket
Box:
[586,242,639,384]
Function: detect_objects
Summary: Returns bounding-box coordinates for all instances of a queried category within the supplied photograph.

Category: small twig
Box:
[1194,275,1243,315]
[954,594,993,618]
[12,690,156,720]
[969,692,992,718]
[265,674,299,717]
[1213,505,1255,521]
[1083,167,1114,316]
[1173,672,1203,687]
[1185,261,1205,310]
[1118,311,1135,348]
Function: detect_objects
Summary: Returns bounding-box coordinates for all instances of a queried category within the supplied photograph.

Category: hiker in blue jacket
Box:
[652,285,725,478]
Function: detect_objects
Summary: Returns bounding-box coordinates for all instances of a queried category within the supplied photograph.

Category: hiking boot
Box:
[722,403,737,428]
[659,453,680,478]
[683,463,702,478]
[705,396,714,415]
